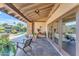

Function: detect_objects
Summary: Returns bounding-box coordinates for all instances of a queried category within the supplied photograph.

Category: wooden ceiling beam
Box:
[5,3,31,22]
[8,13,16,16]
[32,21,46,22]
[48,4,60,18]
[21,3,40,11]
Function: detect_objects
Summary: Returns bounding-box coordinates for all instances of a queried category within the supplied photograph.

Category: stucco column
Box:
[27,21,32,35]
[32,22,34,34]
[52,24,55,42]
[58,19,63,50]
[46,24,49,39]
[76,7,79,56]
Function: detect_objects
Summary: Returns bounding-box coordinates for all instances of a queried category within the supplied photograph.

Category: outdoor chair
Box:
[16,38,32,55]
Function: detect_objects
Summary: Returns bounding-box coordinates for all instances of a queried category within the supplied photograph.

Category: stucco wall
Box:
[34,22,46,33]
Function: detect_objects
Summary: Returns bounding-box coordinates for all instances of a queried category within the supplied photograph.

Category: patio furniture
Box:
[16,38,32,55]
[37,32,46,38]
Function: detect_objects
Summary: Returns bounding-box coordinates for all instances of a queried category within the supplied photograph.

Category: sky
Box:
[0,11,76,27]
[65,21,76,26]
[0,11,27,26]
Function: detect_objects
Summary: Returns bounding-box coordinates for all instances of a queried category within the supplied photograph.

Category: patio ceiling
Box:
[0,3,59,22]
[10,3,55,22]
[63,13,76,22]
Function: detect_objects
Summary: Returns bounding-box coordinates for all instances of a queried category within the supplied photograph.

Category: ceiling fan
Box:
[35,9,40,16]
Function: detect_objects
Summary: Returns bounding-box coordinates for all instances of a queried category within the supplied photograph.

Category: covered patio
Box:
[0,3,79,56]
[0,3,61,56]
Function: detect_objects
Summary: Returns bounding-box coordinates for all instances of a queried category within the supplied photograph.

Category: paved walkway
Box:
[11,34,60,56]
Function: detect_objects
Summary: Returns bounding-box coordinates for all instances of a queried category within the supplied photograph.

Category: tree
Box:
[2,23,8,27]
[17,23,23,27]
[16,23,23,32]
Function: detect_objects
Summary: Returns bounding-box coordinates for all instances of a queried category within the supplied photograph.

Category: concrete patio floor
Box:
[32,38,60,56]
[12,35,60,56]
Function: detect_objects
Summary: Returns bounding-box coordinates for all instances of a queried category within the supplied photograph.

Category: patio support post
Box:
[52,23,54,42]
[76,7,79,56]
[32,22,34,34]
[46,24,48,39]
[27,21,30,35]
[27,21,32,35]
[58,18,63,51]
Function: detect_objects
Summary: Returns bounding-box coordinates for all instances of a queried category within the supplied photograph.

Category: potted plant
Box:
[0,34,16,56]
[32,32,37,42]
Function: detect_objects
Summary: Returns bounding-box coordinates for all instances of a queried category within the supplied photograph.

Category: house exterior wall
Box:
[46,4,78,38]
[45,4,78,56]
[34,22,46,33]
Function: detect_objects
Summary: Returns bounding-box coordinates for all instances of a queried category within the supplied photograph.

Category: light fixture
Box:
[35,9,40,15]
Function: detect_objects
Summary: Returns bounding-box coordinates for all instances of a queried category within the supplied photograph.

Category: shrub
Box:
[0,34,16,56]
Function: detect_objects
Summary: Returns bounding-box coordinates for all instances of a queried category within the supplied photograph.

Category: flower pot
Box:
[32,35,37,42]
